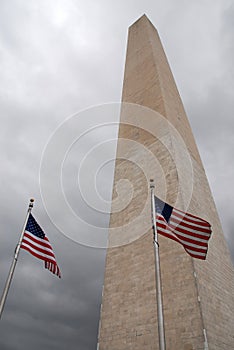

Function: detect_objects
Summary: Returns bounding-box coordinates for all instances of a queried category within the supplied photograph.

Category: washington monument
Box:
[98,15,234,349]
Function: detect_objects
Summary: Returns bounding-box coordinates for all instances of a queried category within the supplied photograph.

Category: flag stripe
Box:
[168,221,211,239]
[185,248,207,258]
[157,223,209,246]
[168,228,209,244]
[157,215,211,239]
[157,222,207,250]
[174,207,209,220]
[45,262,60,276]
[21,244,57,265]
[157,229,208,254]
[24,231,52,248]
[21,240,57,261]
[172,209,210,227]
[170,216,211,233]
[22,233,55,257]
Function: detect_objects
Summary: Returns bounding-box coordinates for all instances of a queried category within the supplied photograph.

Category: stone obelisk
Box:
[98,15,234,350]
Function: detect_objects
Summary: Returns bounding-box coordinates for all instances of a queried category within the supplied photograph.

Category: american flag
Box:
[21,214,61,278]
[155,196,212,260]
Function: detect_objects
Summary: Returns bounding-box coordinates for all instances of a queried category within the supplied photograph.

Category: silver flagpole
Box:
[0,198,34,319]
[150,180,166,350]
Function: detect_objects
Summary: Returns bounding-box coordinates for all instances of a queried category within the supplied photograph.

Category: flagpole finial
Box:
[29,198,34,209]
[150,179,155,189]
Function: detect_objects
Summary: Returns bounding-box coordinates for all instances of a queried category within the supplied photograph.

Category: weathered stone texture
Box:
[98,15,234,350]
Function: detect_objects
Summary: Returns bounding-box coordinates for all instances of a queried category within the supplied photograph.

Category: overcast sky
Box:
[0,1,233,349]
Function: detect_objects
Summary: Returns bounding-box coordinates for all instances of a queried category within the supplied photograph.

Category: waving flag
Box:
[21,214,61,278]
[155,196,212,260]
